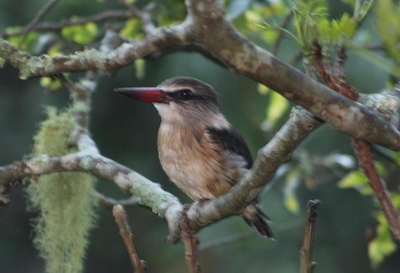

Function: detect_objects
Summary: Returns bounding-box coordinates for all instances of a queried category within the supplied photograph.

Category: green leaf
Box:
[120,18,144,39]
[283,167,301,214]
[284,192,300,214]
[47,43,63,57]
[392,151,400,166]
[257,83,269,95]
[7,27,39,52]
[40,77,62,91]
[338,170,372,195]
[135,59,145,79]
[61,21,98,45]
[265,89,289,127]
[375,0,400,65]
[369,213,397,268]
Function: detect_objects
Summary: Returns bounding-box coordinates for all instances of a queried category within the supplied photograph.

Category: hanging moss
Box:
[27,107,98,273]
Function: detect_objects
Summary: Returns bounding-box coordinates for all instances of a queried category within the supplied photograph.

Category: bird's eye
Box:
[178,89,193,100]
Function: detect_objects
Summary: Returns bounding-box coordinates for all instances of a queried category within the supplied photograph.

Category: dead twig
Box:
[351,139,400,242]
[113,205,146,273]
[300,200,321,273]
[95,191,138,208]
[180,208,201,273]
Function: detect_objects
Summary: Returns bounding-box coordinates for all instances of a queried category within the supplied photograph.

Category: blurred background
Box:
[1,0,399,272]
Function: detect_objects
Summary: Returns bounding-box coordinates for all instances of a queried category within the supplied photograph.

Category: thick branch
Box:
[0,107,319,238]
[1,1,399,149]
[185,0,400,150]
[0,152,182,237]
[187,108,322,230]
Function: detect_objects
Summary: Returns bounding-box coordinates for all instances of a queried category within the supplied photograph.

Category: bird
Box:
[114,76,274,239]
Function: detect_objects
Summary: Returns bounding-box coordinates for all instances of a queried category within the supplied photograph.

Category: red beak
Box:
[114,87,169,104]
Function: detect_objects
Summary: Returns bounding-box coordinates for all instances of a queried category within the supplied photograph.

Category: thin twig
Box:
[351,139,400,242]
[3,11,134,38]
[270,9,294,56]
[181,231,200,273]
[94,191,138,208]
[117,0,156,34]
[180,208,201,273]
[113,205,146,273]
[300,200,321,273]
[17,0,60,47]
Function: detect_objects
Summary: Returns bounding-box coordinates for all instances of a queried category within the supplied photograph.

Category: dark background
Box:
[0,0,399,272]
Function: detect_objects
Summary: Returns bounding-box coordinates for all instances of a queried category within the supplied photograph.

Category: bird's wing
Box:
[205,126,253,169]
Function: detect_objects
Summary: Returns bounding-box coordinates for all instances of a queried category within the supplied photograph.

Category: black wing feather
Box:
[206,126,253,169]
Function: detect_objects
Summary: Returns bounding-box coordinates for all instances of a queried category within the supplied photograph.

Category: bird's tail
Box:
[242,204,274,240]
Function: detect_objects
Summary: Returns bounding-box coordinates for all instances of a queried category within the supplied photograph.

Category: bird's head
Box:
[115,77,222,123]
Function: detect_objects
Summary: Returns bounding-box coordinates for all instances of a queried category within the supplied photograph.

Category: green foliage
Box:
[135,59,145,79]
[256,0,373,53]
[27,107,98,273]
[369,213,397,268]
[338,170,371,195]
[338,162,400,267]
[283,167,301,214]
[153,0,186,26]
[6,27,39,52]
[233,1,288,45]
[40,77,62,91]
[61,20,98,45]
[120,18,144,39]
[375,1,400,68]
[258,84,289,129]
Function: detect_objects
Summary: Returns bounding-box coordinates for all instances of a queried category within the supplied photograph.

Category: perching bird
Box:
[115,77,273,239]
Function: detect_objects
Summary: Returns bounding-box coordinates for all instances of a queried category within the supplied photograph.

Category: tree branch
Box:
[351,139,400,242]
[1,0,399,149]
[95,191,138,208]
[0,151,182,237]
[17,0,60,47]
[113,205,146,273]
[2,10,135,38]
[187,107,322,230]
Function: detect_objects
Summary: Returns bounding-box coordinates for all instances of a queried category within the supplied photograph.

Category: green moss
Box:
[27,107,98,273]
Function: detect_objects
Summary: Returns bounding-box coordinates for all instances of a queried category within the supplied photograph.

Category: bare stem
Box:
[95,191,138,208]
[180,208,201,273]
[300,200,321,273]
[351,139,400,242]
[17,0,60,47]
[113,205,146,273]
